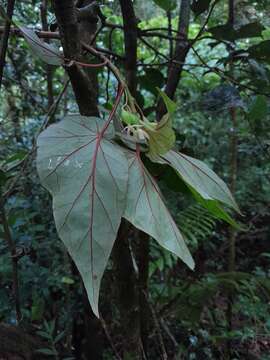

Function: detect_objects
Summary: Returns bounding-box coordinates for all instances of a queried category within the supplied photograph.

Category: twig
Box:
[0,0,16,89]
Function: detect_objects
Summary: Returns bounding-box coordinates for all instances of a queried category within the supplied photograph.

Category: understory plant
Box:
[17,24,240,317]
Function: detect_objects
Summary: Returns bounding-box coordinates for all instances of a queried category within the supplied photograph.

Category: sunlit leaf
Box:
[37,115,128,316]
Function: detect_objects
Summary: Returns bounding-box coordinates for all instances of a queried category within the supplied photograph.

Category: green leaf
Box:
[144,116,176,161]
[36,348,58,356]
[138,69,165,95]
[37,115,128,316]
[237,22,265,39]
[36,331,52,340]
[209,22,265,42]
[19,26,63,65]
[54,331,66,343]
[31,296,45,321]
[153,0,177,11]
[123,150,194,270]
[161,150,240,213]
[144,89,176,160]
[5,150,27,164]
[0,170,7,187]
[61,276,75,285]
[248,40,270,62]
[121,109,140,125]
[191,0,212,16]
[157,88,177,114]
[247,95,268,123]
[188,187,240,228]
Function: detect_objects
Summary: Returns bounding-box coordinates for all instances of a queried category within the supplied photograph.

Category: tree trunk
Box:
[113,221,142,359]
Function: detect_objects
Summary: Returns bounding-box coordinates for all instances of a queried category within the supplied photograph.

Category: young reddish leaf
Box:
[144,116,176,161]
[123,148,194,270]
[36,115,128,316]
[144,90,176,161]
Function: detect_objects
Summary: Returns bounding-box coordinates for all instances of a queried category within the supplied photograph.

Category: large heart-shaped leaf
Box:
[37,115,128,316]
[161,150,240,213]
[123,149,194,270]
[19,26,63,65]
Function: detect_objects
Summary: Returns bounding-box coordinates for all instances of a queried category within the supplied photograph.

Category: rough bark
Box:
[138,231,150,355]
[113,221,142,359]
[119,0,138,96]
[52,0,98,116]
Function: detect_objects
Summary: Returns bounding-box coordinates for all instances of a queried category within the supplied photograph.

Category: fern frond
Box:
[177,204,218,247]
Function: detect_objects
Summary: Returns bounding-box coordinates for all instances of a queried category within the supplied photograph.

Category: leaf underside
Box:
[124,150,194,270]
[36,114,239,316]
[160,150,240,213]
[37,115,128,316]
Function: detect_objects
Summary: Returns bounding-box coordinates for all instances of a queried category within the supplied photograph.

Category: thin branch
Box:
[0,26,61,38]
[190,0,219,46]
[191,45,270,96]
